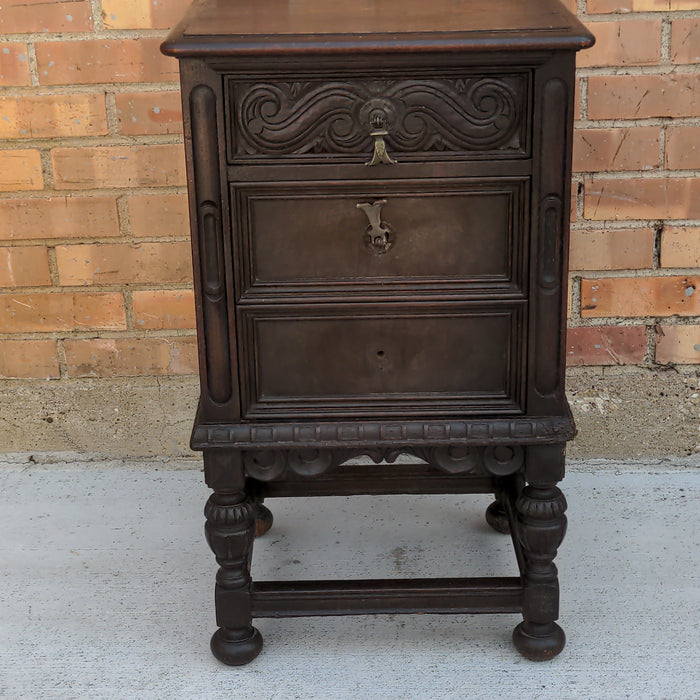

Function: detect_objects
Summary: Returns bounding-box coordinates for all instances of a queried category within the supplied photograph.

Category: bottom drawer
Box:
[239,305,525,419]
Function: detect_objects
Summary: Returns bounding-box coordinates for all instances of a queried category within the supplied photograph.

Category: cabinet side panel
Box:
[527,52,575,415]
[180,61,241,421]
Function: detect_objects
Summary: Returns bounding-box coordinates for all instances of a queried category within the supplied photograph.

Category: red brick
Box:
[0,292,126,332]
[665,126,700,171]
[588,75,699,120]
[573,127,660,172]
[581,276,699,318]
[132,289,195,329]
[55,241,192,286]
[51,145,186,190]
[569,228,655,270]
[0,197,119,241]
[588,0,697,11]
[671,19,700,64]
[127,194,190,238]
[656,325,700,364]
[64,337,197,377]
[0,94,108,140]
[102,0,192,29]
[35,39,178,85]
[578,20,661,68]
[584,177,700,221]
[115,91,183,135]
[0,44,31,87]
[660,227,700,269]
[0,0,93,33]
[0,247,52,287]
[0,340,59,379]
[0,150,43,192]
[566,326,647,365]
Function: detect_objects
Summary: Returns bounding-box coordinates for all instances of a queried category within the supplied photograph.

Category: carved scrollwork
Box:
[241,444,533,481]
[243,450,286,481]
[243,447,405,481]
[483,445,524,476]
[288,449,335,476]
[233,75,525,158]
[423,446,480,474]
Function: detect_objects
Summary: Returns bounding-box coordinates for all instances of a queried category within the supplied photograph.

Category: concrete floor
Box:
[1,455,699,699]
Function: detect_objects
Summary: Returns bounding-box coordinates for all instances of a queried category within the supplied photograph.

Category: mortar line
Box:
[0,329,198,341]
[660,14,673,64]
[104,92,120,136]
[38,148,54,190]
[55,337,68,378]
[46,245,60,286]
[89,0,105,33]
[0,134,184,150]
[577,64,700,76]
[645,324,658,366]
[25,41,40,88]
[116,194,132,239]
[0,83,181,98]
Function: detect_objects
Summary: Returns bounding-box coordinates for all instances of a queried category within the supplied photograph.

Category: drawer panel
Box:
[226,72,530,164]
[239,305,525,419]
[233,177,528,300]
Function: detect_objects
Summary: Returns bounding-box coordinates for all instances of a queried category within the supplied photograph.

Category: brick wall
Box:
[0,0,698,381]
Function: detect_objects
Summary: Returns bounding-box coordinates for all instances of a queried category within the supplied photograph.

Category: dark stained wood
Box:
[229,74,529,161]
[190,85,233,406]
[191,411,576,451]
[513,445,568,661]
[162,0,594,56]
[251,578,523,617]
[236,178,525,292]
[242,306,522,418]
[164,0,593,666]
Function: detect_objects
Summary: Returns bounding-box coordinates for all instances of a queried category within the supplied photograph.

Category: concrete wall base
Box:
[1,367,697,459]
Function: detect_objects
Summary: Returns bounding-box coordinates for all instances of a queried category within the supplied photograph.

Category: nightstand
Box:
[162,0,594,665]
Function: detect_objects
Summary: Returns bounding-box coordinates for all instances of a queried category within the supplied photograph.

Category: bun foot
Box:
[512,621,565,661]
[211,626,263,666]
[255,503,273,537]
[485,500,510,534]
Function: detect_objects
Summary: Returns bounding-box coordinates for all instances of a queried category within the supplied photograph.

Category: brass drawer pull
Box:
[366,130,397,166]
[357,199,395,254]
[360,99,397,167]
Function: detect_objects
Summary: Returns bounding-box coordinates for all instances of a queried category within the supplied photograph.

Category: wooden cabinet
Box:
[163,0,594,665]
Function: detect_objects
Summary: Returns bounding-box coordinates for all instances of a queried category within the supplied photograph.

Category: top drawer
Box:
[225,71,531,165]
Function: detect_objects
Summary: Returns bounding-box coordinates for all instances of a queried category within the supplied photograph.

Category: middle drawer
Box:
[231,176,529,302]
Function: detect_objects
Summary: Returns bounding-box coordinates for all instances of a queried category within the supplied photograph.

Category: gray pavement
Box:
[1,455,699,699]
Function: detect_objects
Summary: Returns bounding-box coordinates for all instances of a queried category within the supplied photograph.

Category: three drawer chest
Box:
[162,0,594,665]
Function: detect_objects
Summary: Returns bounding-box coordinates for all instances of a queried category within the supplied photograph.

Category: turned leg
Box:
[512,445,567,661]
[203,450,262,665]
[255,501,273,537]
[485,491,510,534]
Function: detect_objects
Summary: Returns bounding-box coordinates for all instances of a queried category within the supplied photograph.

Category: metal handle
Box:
[357,200,394,254]
[359,99,397,167]
[366,130,397,167]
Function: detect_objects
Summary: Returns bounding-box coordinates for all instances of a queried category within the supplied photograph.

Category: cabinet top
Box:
[161,0,594,57]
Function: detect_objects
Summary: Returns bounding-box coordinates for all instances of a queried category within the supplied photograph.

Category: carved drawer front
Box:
[238,305,525,419]
[233,177,528,300]
[226,72,530,164]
